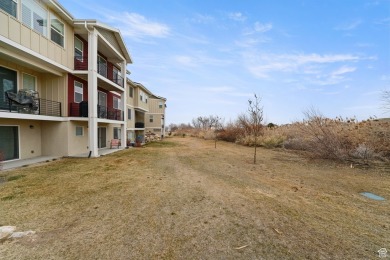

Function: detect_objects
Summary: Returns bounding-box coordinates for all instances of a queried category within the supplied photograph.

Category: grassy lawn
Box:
[0,137,389,259]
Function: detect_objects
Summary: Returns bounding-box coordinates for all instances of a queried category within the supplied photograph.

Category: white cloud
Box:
[254,22,272,33]
[191,13,215,24]
[175,56,195,67]
[335,19,362,30]
[331,66,356,76]
[244,22,272,35]
[106,12,170,38]
[244,52,364,85]
[228,12,247,22]
[174,53,232,68]
[381,75,390,81]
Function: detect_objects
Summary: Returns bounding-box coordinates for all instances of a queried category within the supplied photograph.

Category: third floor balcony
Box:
[74,56,124,88]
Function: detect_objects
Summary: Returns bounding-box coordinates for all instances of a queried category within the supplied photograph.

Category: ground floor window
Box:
[75,126,83,136]
[113,127,121,140]
[0,126,19,161]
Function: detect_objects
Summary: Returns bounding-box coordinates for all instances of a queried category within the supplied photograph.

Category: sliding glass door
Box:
[0,66,17,110]
[0,126,19,161]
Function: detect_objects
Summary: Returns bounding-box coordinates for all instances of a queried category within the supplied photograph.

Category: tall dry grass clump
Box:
[279,109,390,162]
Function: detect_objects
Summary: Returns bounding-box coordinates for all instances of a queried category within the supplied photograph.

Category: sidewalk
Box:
[1,148,129,171]
[1,156,61,171]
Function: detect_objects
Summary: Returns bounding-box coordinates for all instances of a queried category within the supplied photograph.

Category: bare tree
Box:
[212,116,223,148]
[244,94,264,164]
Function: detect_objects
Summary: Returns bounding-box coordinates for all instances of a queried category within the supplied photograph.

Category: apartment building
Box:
[145,94,166,138]
[126,80,152,145]
[0,0,131,161]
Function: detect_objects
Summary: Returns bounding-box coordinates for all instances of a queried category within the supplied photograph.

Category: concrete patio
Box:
[1,148,129,171]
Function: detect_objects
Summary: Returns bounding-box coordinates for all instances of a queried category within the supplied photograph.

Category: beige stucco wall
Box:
[126,106,135,128]
[0,8,74,70]
[148,98,165,114]
[0,118,42,159]
[41,121,68,156]
[133,88,149,111]
[67,121,89,156]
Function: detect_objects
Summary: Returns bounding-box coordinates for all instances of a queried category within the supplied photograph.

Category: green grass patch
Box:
[7,174,26,182]
[145,141,179,148]
[1,195,15,201]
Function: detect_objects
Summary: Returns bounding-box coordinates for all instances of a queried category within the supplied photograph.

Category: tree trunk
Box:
[254,136,257,164]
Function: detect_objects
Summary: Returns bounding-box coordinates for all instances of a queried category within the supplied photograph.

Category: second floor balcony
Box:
[69,102,123,121]
[74,56,124,87]
[1,90,62,117]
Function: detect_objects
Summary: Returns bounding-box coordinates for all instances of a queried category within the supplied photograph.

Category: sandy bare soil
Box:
[0,137,389,259]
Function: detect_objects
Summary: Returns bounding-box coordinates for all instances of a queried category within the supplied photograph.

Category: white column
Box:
[120,60,127,148]
[88,28,99,157]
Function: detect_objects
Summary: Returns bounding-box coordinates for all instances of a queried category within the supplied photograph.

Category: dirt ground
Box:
[0,137,389,259]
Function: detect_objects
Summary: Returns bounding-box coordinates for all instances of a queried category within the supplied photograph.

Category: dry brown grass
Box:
[0,137,389,259]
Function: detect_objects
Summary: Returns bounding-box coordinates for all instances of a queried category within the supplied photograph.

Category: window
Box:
[97,55,107,77]
[113,67,119,81]
[22,0,47,37]
[159,101,163,109]
[129,86,133,98]
[0,0,17,18]
[127,108,131,120]
[149,115,153,123]
[113,127,121,140]
[0,66,17,110]
[75,126,83,136]
[74,37,83,61]
[74,81,83,103]
[22,73,36,91]
[51,14,64,47]
[113,96,121,110]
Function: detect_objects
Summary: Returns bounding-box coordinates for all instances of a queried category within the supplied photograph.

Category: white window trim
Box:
[74,81,83,103]
[98,91,107,107]
[75,126,83,136]
[113,96,121,110]
[127,108,132,120]
[21,0,48,37]
[74,36,83,61]
[50,13,65,48]
[97,55,107,77]
[22,73,36,91]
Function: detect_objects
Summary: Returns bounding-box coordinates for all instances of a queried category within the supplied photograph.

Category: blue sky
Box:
[61,0,390,125]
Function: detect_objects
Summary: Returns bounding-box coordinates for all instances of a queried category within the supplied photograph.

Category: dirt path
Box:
[0,137,389,259]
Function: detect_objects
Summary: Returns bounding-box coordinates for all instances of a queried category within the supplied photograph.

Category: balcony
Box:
[74,57,124,87]
[69,102,123,121]
[1,91,61,117]
[135,122,145,128]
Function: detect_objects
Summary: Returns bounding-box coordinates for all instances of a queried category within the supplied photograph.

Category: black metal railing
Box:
[98,105,123,120]
[69,102,123,121]
[110,73,124,87]
[97,62,107,78]
[74,56,124,87]
[135,122,145,128]
[1,97,61,117]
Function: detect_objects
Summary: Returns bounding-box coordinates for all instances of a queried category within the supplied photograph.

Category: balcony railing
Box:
[135,122,145,128]
[74,56,124,87]
[69,102,123,121]
[1,96,61,117]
